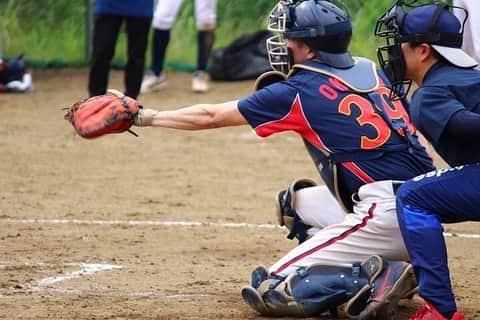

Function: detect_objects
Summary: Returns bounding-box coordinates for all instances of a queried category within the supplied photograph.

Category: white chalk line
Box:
[0,262,122,287]
[0,262,120,295]
[1,218,479,239]
[36,263,122,286]
[0,218,279,229]
[0,261,210,299]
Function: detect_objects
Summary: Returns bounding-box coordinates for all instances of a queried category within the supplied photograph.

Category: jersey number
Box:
[337,87,412,150]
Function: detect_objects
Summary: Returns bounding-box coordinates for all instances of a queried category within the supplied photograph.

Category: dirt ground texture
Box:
[0,69,479,320]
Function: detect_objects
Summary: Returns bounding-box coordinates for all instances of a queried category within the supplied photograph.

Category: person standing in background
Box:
[454,0,480,63]
[88,0,154,99]
[140,0,217,94]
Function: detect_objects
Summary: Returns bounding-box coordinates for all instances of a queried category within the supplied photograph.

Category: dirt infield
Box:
[0,69,479,319]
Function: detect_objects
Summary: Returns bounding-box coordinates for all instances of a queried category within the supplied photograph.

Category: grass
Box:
[0,0,451,69]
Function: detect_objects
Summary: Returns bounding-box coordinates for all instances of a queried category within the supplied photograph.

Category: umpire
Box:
[376,2,480,319]
[88,0,154,99]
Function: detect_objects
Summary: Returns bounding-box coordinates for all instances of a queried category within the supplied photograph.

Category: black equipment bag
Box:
[209,30,273,81]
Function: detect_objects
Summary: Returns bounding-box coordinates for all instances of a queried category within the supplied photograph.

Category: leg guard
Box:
[275,178,318,243]
[242,255,384,318]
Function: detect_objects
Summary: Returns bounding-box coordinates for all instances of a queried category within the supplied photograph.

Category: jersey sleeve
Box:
[410,86,465,144]
[237,81,298,137]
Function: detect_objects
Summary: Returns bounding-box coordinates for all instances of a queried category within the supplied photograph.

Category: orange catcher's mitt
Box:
[64,90,142,139]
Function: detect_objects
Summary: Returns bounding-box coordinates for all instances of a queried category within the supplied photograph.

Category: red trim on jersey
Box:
[255,94,330,152]
[342,162,375,184]
[271,203,377,277]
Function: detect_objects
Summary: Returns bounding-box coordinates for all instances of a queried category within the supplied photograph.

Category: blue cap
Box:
[400,4,477,68]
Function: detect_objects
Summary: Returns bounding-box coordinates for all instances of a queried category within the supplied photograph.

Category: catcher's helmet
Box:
[266,0,354,73]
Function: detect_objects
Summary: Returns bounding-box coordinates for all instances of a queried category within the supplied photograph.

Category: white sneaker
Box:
[5,72,33,92]
[192,71,209,93]
[140,72,167,93]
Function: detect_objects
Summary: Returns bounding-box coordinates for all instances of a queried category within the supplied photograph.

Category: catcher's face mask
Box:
[266,1,293,74]
[375,0,470,99]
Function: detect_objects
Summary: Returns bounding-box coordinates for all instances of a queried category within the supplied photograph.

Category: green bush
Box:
[0,0,88,67]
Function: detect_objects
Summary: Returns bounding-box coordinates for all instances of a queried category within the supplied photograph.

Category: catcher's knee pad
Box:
[275,178,317,243]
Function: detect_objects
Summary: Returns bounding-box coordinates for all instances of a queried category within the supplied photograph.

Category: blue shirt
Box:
[238,59,434,209]
[410,62,480,166]
[95,0,154,17]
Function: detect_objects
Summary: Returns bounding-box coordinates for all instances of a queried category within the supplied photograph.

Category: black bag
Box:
[209,30,273,81]
[0,55,27,84]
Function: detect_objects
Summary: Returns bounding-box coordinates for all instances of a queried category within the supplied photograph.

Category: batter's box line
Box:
[0,260,212,299]
[0,218,479,239]
[0,261,122,295]
[0,218,280,229]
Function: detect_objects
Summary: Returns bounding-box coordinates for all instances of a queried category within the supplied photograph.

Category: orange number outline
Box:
[338,94,392,150]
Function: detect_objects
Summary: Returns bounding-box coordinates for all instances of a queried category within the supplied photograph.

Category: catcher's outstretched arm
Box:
[134,100,248,130]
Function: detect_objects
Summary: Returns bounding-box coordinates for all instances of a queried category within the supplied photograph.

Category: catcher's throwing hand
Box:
[64,89,142,139]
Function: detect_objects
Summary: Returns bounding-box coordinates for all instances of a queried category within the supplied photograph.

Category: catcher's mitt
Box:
[64,89,142,139]
[254,70,287,91]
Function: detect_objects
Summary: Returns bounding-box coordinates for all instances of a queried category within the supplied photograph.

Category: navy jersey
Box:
[238,58,434,210]
[410,62,480,166]
[95,0,154,17]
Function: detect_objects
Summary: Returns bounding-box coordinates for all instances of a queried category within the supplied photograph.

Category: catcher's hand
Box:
[64,89,142,139]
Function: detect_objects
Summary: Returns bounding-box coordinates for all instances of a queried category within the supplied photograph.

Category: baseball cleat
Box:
[409,302,465,320]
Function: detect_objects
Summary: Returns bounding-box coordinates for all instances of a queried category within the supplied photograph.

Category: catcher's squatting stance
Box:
[65,0,438,318]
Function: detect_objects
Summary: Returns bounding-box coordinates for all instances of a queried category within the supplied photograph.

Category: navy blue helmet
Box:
[267,0,354,73]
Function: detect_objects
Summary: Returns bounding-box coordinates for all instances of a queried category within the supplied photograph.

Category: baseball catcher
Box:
[65,0,438,318]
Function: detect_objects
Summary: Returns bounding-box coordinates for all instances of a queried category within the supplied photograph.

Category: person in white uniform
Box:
[141,0,217,93]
